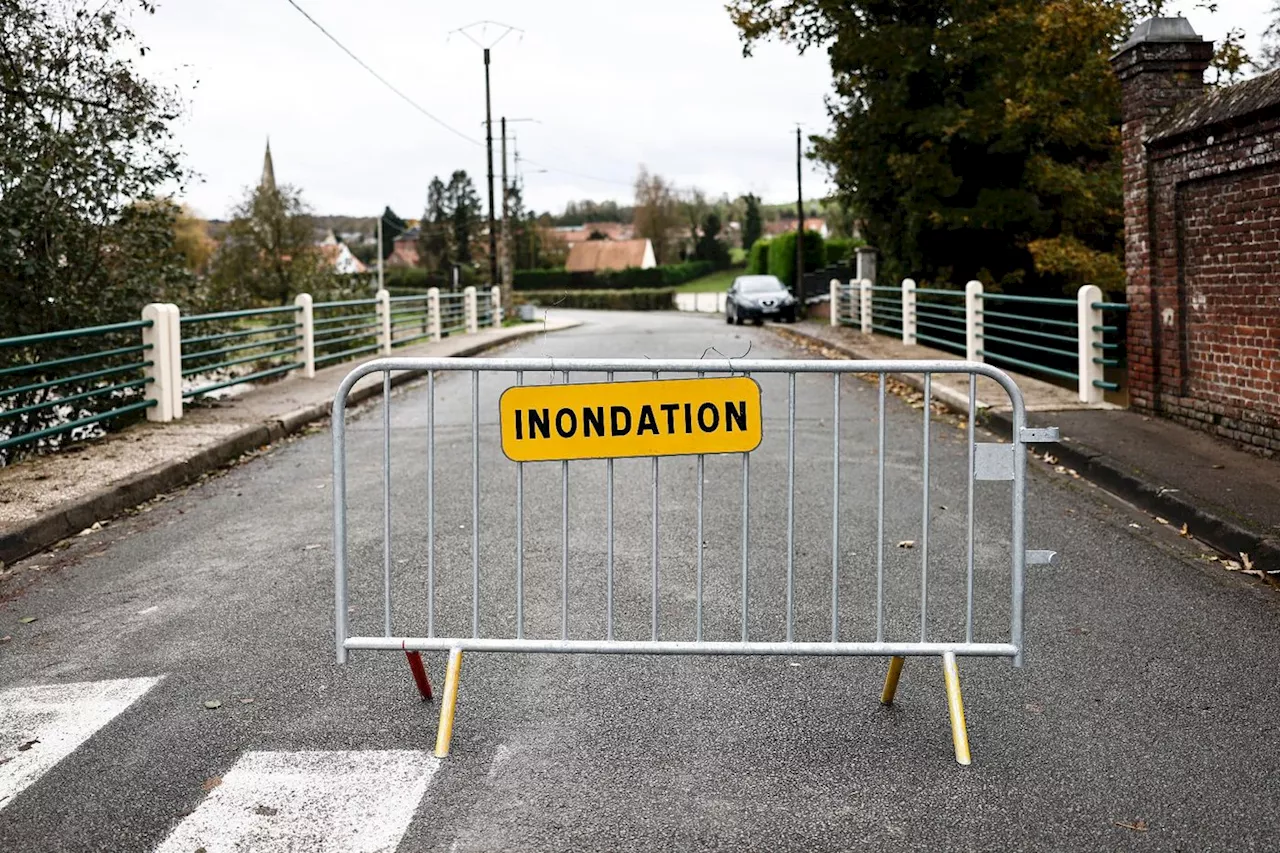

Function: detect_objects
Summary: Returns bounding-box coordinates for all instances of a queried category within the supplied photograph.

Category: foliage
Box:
[746,238,770,275]
[445,171,481,266]
[379,207,406,260]
[513,288,676,311]
[1258,2,1280,72]
[694,212,732,269]
[741,193,763,251]
[824,237,857,266]
[418,177,450,272]
[633,167,682,264]
[766,230,825,288]
[729,0,1136,294]
[552,198,634,226]
[209,182,330,306]
[513,261,712,291]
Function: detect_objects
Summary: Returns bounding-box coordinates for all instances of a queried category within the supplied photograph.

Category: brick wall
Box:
[1114,20,1280,456]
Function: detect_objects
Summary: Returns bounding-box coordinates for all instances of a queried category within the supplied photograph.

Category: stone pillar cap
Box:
[1118,17,1202,52]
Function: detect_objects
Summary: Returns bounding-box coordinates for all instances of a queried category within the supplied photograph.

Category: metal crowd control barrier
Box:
[332,357,1059,765]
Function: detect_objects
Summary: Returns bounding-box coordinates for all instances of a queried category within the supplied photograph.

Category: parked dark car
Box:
[725,275,797,325]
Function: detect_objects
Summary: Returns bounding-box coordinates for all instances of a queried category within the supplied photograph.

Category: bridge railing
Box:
[831,278,1127,403]
[0,286,503,461]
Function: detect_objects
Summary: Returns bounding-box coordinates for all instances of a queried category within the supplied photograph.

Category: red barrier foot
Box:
[405,651,434,701]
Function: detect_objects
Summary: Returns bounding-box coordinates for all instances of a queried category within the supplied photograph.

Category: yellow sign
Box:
[500,377,763,462]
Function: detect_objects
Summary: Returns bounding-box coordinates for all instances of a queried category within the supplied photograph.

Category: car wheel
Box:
[752,317,763,326]
[725,308,732,324]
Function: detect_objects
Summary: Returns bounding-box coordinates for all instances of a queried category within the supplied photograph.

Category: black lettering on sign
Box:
[697,402,719,432]
[556,408,577,438]
[683,402,693,433]
[584,406,605,437]
[515,409,523,440]
[610,406,631,436]
[725,400,747,432]
[637,404,659,436]
[660,402,679,433]
[529,408,550,439]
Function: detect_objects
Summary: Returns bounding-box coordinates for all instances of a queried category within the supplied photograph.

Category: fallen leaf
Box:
[897,540,915,549]
[1241,553,1255,571]
[240,697,255,704]
[1024,703,1043,714]
[1114,820,1148,832]
[1223,560,1242,571]
[302,544,321,551]
[17,738,39,751]
[1043,454,1059,465]
[202,776,222,792]
[1179,523,1190,538]
[203,700,222,710]
[1211,463,1224,469]
[1128,523,1141,529]
[255,804,279,816]
[1154,517,1169,525]
[0,636,10,643]
[18,616,36,624]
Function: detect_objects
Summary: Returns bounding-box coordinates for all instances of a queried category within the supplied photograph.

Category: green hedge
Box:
[767,230,826,288]
[513,261,711,291]
[513,288,676,310]
[746,238,770,275]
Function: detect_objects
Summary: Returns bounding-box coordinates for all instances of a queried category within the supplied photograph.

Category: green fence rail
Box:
[181,306,304,400]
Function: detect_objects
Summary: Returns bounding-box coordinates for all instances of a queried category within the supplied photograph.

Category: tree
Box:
[444,170,481,267]
[633,167,681,264]
[741,194,763,253]
[418,177,450,272]
[172,205,216,275]
[695,212,732,269]
[379,206,406,260]
[728,0,1145,294]
[1258,2,1280,72]
[0,0,189,340]
[680,188,709,259]
[210,181,329,306]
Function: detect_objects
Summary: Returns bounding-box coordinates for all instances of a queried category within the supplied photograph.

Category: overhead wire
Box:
[280,0,632,188]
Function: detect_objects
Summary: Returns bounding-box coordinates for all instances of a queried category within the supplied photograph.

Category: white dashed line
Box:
[0,676,161,810]
[153,750,440,853]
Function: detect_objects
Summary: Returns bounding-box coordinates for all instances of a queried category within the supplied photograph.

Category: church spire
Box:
[261,138,276,192]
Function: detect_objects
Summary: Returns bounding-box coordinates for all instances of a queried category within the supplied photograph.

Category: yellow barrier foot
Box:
[880,655,905,705]
[433,648,464,758]
[941,652,971,766]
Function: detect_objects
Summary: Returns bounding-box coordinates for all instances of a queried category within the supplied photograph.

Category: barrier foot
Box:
[880,656,905,705]
[406,651,433,702]
[433,647,463,758]
[942,652,971,766]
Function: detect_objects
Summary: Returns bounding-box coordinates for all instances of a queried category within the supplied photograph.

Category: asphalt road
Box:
[3,309,1280,851]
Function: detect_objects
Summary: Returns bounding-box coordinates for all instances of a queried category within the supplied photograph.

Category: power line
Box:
[280,0,482,148]
[279,0,632,189]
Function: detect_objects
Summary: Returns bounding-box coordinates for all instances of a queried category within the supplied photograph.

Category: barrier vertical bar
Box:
[464,285,479,335]
[921,373,931,642]
[965,280,984,363]
[696,370,705,643]
[383,371,392,636]
[741,449,750,642]
[562,370,570,641]
[831,373,840,642]
[876,374,886,642]
[860,279,872,334]
[515,370,524,640]
[471,370,480,638]
[829,279,840,327]
[606,371,615,641]
[1078,284,1104,403]
[333,381,348,664]
[427,287,442,342]
[965,374,976,643]
[902,278,917,345]
[651,370,660,641]
[786,372,796,643]
[427,371,435,638]
[294,293,315,378]
[376,288,392,355]
[490,285,502,327]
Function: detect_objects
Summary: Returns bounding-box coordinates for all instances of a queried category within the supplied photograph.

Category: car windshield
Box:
[738,278,785,294]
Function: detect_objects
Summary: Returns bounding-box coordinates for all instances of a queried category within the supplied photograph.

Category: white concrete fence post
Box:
[375,288,392,355]
[490,285,502,327]
[965,280,984,363]
[427,287,441,342]
[464,285,478,334]
[141,303,181,422]
[294,293,315,378]
[1078,284,1104,404]
[901,278,917,345]
[859,279,872,334]
[829,279,840,327]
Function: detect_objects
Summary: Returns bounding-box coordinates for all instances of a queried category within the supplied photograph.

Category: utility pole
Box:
[450,21,523,289]
[377,213,384,292]
[796,126,805,299]
[499,117,536,309]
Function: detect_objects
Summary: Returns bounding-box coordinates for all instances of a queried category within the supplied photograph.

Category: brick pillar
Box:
[1111,18,1212,413]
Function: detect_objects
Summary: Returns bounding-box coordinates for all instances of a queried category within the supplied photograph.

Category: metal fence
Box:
[181,305,304,400]
[831,278,1128,403]
[331,356,1059,764]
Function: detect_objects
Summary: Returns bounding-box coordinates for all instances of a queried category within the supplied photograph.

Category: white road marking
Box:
[154,750,440,853]
[0,676,161,810]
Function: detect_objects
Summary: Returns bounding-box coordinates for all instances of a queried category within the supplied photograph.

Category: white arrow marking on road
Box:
[154,750,440,853]
[0,676,161,810]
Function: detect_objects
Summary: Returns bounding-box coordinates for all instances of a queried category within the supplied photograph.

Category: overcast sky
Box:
[133,0,1274,221]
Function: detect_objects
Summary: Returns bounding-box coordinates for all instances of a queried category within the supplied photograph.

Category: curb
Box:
[771,324,1280,571]
[0,324,574,566]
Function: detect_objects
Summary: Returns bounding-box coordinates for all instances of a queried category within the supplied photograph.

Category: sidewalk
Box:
[777,321,1280,571]
[0,319,579,565]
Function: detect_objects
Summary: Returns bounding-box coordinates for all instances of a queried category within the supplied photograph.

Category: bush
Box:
[767,230,826,288]
[825,238,852,266]
[512,288,676,311]
[512,262,711,291]
[746,238,770,275]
